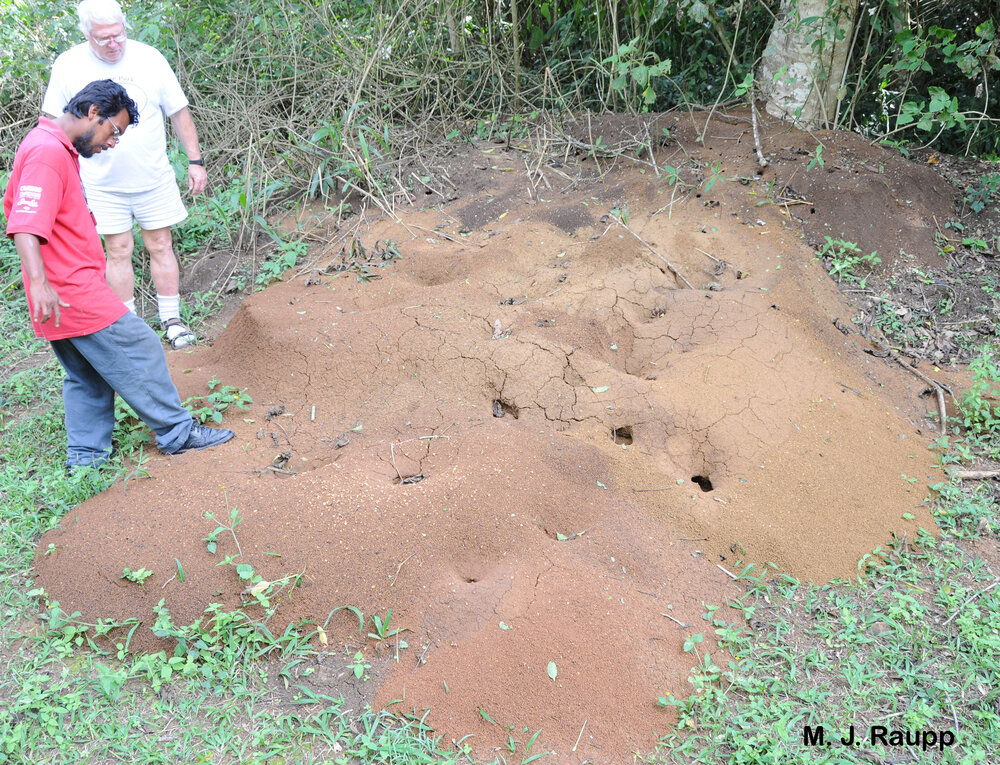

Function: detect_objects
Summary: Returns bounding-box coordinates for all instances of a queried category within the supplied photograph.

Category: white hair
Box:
[77,0,126,37]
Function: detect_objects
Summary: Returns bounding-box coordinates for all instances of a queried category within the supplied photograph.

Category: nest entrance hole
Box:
[612,426,634,445]
[691,475,714,492]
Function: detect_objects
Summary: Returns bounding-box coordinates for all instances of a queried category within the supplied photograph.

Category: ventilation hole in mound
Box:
[691,475,714,492]
[810,207,816,214]
[463,576,479,584]
[612,426,634,445]
[394,473,426,486]
[492,399,520,419]
[695,193,702,198]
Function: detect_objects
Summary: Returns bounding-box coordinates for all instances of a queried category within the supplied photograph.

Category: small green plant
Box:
[113,397,153,451]
[255,239,308,289]
[965,173,1000,214]
[819,236,881,287]
[347,650,370,680]
[120,567,154,586]
[368,609,408,642]
[955,347,1000,438]
[806,143,825,171]
[203,499,242,557]
[184,378,253,424]
[204,494,303,617]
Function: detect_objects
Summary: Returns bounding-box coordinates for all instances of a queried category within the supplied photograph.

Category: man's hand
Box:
[169,107,208,195]
[188,163,207,195]
[14,232,70,326]
[30,279,70,327]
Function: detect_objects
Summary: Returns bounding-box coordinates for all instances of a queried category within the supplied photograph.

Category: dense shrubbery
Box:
[1,1,996,200]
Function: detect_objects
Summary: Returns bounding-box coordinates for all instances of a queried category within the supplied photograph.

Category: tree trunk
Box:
[758,0,860,129]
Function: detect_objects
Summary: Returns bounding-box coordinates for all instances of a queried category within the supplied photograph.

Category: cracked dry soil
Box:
[35,109,960,763]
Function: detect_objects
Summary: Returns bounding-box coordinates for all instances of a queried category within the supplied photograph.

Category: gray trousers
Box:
[49,312,193,467]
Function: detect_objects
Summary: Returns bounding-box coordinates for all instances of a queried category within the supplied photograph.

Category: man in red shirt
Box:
[4,79,233,468]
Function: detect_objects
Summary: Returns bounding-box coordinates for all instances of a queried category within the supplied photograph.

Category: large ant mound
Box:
[35,110,947,763]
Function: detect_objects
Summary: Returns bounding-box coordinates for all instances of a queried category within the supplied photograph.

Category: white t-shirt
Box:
[42,40,189,193]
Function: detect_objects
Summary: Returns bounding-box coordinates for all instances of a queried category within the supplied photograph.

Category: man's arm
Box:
[14,233,70,327]
[169,107,207,195]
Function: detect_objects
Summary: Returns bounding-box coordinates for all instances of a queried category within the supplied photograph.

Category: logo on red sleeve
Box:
[13,185,42,215]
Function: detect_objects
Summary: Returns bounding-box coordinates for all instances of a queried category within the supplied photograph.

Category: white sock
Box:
[157,294,181,324]
[124,298,136,314]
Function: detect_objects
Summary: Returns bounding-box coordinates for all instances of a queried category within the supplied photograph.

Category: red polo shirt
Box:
[4,117,126,340]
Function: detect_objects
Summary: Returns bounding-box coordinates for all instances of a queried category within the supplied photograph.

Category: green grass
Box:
[654,528,1000,764]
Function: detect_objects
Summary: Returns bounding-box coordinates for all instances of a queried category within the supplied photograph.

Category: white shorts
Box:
[85,180,188,235]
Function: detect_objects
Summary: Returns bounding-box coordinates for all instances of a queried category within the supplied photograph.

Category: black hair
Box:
[63,79,139,126]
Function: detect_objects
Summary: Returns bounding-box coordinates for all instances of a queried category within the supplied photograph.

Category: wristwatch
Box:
[188,158,205,166]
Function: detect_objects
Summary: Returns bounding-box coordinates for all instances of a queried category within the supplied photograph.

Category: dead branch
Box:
[943,579,1000,626]
[610,216,695,289]
[954,470,1000,480]
[888,351,950,435]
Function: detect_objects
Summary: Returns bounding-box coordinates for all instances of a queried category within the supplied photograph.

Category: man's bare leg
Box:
[141,226,194,347]
[104,230,137,304]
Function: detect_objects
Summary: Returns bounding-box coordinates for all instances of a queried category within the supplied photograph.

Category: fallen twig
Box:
[272,420,293,445]
[694,246,746,276]
[610,216,695,289]
[943,579,1000,626]
[694,246,723,263]
[405,222,460,243]
[750,88,769,169]
[410,172,445,198]
[887,352,950,435]
[661,612,688,627]
[390,553,416,587]
[954,470,1000,480]
[572,719,588,752]
[717,564,738,580]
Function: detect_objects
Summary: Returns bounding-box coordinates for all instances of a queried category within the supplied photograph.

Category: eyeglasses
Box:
[108,120,121,140]
[92,33,126,47]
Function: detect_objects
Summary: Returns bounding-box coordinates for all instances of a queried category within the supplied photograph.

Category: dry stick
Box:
[611,216,695,289]
[661,612,688,627]
[405,222,460,243]
[717,564,739,580]
[272,420,293,445]
[572,719,588,752]
[394,175,415,204]
[943,579,1000,626]
[954,470,1000,480]
[694,246,748,275]
[265,465,298,476]
[523,157,538,201]
[389,441,402,482]
[750,86,769,169]
[887,352,950,435]
[410,172,446,199]
[390,553,416,587]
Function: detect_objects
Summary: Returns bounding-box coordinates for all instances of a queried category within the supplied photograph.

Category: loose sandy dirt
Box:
[35,108,967,763]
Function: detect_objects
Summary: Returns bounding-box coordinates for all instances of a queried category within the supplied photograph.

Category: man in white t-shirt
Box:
[43,0,205,349]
